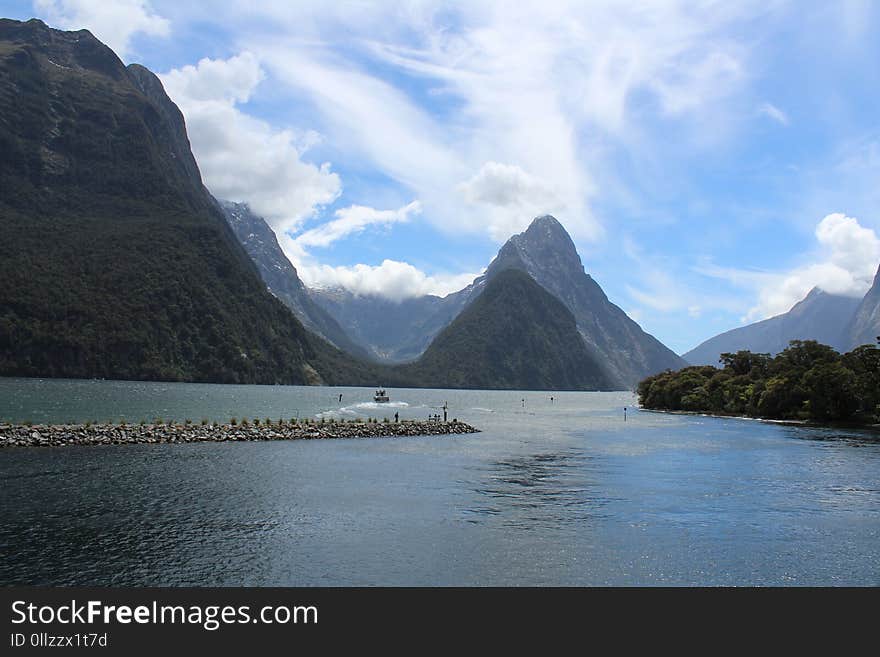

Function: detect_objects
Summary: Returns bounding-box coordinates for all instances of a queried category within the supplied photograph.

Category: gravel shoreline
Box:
[0,419,480,448]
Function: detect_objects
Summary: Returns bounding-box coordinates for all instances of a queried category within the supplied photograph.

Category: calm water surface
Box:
[1,378,878,586]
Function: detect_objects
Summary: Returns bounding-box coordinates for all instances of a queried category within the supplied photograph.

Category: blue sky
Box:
[8,1,880,354]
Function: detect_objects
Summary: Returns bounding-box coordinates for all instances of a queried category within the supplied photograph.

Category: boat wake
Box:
[354,401,410,410]
[316,400,411,420]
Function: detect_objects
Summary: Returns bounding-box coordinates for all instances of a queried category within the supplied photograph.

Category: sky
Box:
[7,0,880,354]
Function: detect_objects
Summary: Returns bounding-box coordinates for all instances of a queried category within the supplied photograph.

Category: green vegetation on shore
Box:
[638,340,880,424]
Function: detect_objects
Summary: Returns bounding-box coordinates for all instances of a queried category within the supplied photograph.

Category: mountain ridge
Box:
[0,18,370,385]
[218,200,372,361]
[684,286,864,366]
[847,265,880,349]
[311,214,687,387]
[475,215,687,387]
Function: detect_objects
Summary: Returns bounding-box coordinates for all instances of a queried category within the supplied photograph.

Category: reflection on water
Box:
[1,379,879,585]
[465,451,611,528]
[781,426,880,446]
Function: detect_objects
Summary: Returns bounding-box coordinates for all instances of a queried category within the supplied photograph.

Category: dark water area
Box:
[1,378,878,585]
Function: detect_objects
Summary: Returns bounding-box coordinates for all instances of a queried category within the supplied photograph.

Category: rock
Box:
[0,419,479,448]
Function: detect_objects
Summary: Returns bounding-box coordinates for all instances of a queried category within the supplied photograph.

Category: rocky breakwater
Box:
[0,419,480,448]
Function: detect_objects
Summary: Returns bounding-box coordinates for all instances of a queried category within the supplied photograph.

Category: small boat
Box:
[373,389,390,403]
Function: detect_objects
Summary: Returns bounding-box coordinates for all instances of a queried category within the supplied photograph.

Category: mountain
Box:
[847,265,880,349]
[471,215,686,388]
[313,215,685,387]
[218,200,371,360]
[684,287,861,365]
[308,288,452,362]
[396,269,614,390]
[0,18,369,384]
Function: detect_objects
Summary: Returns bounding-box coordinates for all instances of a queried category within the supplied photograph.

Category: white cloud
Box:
[701,213,880,321]
[296,259,483,300]
[759,102,789,125]
[458,162,578,241]
[459,162,556,209]
[255,41,468,231]
[294,201,421,249]
[34,0,169,59]
[281,200,473,300]
[161,51,263,103]
[160,53,341,233]
[239,1,763,247]
[816,212,879,274]
[111,1,778,305]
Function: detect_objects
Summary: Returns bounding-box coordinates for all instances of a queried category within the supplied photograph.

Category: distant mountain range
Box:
[684,287,861,365]
[684,265,880,365]
[234,206,687,388]
[0,18,711,391]
[307,287,458,363]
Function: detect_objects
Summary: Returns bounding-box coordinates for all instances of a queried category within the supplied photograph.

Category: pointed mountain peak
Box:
[493,214,581,275]
[789,286,857,317]
[521,214,572,242]
[528,214,564,229]
[504,214,575,252]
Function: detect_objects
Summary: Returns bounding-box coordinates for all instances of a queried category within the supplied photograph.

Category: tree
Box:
[720,351,771,377]
[842,344,880,420]
[773,340,839,373]
[639,339,876,425]
[801,362,858,421]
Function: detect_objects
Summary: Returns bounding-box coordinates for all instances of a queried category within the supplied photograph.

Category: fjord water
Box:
[1,378,878,586]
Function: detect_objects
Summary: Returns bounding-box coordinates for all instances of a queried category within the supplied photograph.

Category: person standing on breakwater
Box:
[443,402,448,423]
[394,412,399,423]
